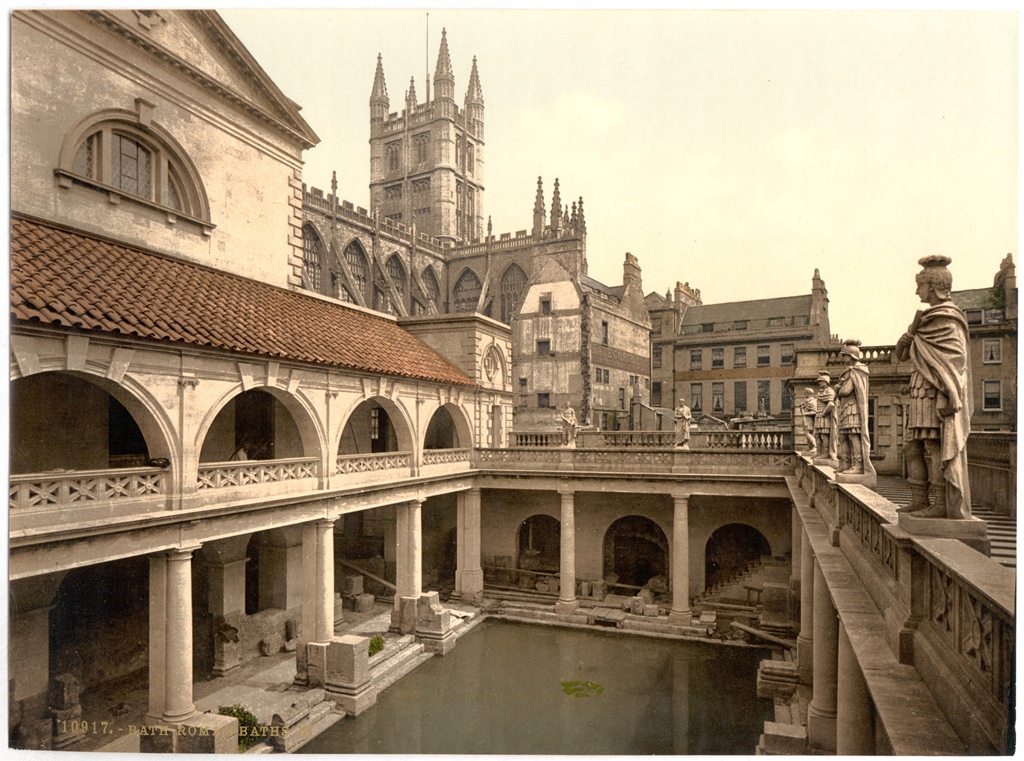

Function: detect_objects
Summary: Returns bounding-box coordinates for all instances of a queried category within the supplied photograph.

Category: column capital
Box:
[556,482,575,496]
[670,490,691,505]
[162,544,201,560]
[314,518,337,530]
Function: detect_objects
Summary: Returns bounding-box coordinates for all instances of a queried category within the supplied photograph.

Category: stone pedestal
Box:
[48,674,84,749]
[139,713,238,754]
[325,636,377,715]
[211,615,241,676]
[898,513,990,555]
[834,469,877,487]
[391,595,419,635]
[416,592,458,655]
[305,642,330,688]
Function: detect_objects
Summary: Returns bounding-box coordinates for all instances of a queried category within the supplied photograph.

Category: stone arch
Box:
[10,369,176,473]
[517,514,561,573]
[335,395,416,457]
[499,262,528,324]
[195,385,324,465]
[602,515,670,588]
[452,267,483,312]
[422,402,474,450]
[703,523,771,591]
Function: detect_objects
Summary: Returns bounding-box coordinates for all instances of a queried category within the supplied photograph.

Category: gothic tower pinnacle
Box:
[533,177,545,236]
[550,178,562,231]
[370,53,389,123]
[433,28,455,104]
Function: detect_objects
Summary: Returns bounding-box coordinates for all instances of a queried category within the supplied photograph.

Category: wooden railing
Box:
[197,458,318,490]
[10,466,168,510]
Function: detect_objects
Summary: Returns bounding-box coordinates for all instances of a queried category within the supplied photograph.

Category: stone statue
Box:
[799,388,818,454]
[674,399,693,449]
[557,401,578,447]
[833,340,876,484]
[896,256,972,519]
[812,371,837,464]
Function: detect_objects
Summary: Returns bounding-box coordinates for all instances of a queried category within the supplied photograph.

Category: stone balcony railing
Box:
[197,457,319,490]
[514,429,793,451]
[422,448,471,466]
[335,451,412,476]
[475,447,797,476]
[795,457,1014,753]
[9,466,169,511]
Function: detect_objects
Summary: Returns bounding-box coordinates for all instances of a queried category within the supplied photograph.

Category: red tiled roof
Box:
[10,215,476,387]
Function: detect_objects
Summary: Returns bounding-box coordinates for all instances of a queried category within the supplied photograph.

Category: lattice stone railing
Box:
[197,457,318,490]
[10,466,168,510]
[335,451,411,475]
[422,448,471,466]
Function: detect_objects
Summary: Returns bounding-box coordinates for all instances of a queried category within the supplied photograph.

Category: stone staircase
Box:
[368,635,433,693]
[696,555,790,607]
[874,475,1016,568]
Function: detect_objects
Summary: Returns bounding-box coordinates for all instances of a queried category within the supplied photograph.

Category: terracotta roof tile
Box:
[11,215,477,388]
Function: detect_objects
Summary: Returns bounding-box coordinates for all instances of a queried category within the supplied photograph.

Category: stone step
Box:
[373,649,433,693]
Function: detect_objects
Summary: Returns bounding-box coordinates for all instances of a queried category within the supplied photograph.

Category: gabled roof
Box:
[680,294,812,326]
[11,215,475,387]
[580,274,623,301]
[952,288,999,311]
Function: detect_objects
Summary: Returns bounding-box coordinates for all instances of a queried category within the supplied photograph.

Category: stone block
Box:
[391,596,419,635]
[138,725,176,753]
[327,635,369,686]
[306,642,329,688]
[353,593,375,613]
[177,712,238,754]
[760,583,792,629]
[578,580,591,597]
[630,597,645,615]
[643,604,660,618]
[48,674,80,711]
[699,610,717,625]
[762,721,807,754]
[416,592,452,636]
[343,575,364,597]
[590,580,608,599]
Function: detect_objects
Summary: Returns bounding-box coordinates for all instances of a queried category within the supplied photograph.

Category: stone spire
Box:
[532,176,545,237]
[433,28,455,102]
[550,178,562,231]
[570,201,578,228]
[370,53,389,122]
[465,56,483,105]
[577,196,586,235]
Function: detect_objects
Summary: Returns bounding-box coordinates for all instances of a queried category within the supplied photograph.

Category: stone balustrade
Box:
[422,448,471,466]
[968,432,1016,517]
[197,457,318,490]
[9,466,168,511]
[699,430,792,450]
[335,451,411,475]
[514,428,792,451]
[512,430,569,447]
[474,448,796,476]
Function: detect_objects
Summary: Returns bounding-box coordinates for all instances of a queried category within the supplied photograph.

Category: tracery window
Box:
[344,240,369,300]
[302,225,324,293]
[421,266,441,311]
[499,263,527,323]
[452,269,482,312]
[386,254,407,302]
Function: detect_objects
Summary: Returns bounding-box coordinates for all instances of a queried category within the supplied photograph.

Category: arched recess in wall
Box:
[197,387,320,465]
[302,224,327,295]
[517,514,560,575]
[703,523,771,592]
[9,371,173,474]
[336,396,415,457]
[499,263,528,324]
[602,515,669,588]
[342,239,370,303]
[422,402,474,450]
[452,268,482,313]
[421,266,441,312]
[57,108,210,225]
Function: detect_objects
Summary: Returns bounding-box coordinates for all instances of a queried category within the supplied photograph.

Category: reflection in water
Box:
[300,620,771,755]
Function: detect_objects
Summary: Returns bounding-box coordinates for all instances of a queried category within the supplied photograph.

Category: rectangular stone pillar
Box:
[669,492,691,624]
[325,635,377,715]
[555,487,578,614]
[454,488,484,602]
[837,621,874,755]
[807,559,838,753]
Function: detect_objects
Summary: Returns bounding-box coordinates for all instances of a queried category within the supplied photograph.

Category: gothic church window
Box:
[386,255,407,302]
[453,269,482,312]
[302,224,325,293]
[421,266,441,311]
[386,141,401,171]
[344,240,369,301]
[499,263,528,324]
[413,133,429,164]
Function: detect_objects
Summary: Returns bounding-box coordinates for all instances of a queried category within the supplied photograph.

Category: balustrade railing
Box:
[335,451,411,475]
[698,430,792,450]
[513,428,793,451]
[512,430,569,447]
[197,457,318,490]
[422,448,471,466]
[10,466,168,510]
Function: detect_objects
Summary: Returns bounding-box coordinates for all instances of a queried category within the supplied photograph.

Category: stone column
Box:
[394,504,409,610]
[807,559,838,753]
[455,488,484,602]
[837,621,873,755]
[392,501,423,634]
[797,527,814,684]
[409,500,423,598]
[790,505,802,594]
[555,487,578,614]
[298,519,336,687]
[669,492,691,625]
[163,548,198,722]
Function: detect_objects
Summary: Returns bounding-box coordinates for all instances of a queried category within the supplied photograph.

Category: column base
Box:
[667,610,692,626]
[415,592,458,655]
[807,704,837,754]
[554,599,579,615]
[389,596,419,635]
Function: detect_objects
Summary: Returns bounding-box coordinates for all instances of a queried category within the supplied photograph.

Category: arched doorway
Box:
[517,514,560,574]
[704,524,771,591]
[603,516,669,588]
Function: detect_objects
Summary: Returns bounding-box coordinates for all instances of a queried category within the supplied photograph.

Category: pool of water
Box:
[301,620,772,755]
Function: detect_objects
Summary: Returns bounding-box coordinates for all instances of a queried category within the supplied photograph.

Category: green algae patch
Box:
[561,680,604,698]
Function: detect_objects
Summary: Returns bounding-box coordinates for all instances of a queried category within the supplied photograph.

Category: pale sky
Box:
[222,9,1018,346]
